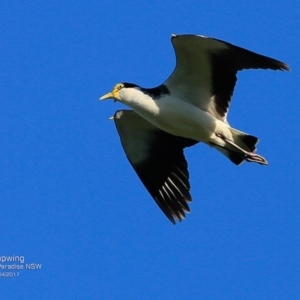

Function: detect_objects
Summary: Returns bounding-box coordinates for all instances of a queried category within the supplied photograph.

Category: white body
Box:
[119,88,232,148]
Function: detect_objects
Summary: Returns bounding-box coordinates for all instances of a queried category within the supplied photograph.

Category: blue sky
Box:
[1,1,299,299]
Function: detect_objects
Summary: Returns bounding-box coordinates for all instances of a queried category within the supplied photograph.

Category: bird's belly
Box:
[129,98,221,142]
[155,105,215,141]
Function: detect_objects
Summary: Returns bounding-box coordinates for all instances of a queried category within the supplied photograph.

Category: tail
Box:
[215,128,267,165]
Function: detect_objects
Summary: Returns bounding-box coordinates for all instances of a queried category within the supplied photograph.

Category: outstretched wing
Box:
[113,110,198,224]
[164,34,290,122]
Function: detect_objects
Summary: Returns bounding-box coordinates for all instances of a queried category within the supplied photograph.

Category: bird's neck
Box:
[120,88,153,106]
[119,88,159,117]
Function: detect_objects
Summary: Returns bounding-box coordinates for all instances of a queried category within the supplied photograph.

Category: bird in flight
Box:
[100,34,289,224]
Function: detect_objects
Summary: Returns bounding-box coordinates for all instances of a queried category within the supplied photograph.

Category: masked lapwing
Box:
[100,34,289,224]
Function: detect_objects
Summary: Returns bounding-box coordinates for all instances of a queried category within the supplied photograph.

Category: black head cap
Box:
[122,82,140,88]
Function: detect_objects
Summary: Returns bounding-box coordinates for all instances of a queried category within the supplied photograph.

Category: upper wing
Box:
[164,34,290,122]
[113,110,198,224]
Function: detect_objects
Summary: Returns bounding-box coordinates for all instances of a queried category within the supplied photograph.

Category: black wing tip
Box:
[163,196,192,225]
[278,62,290,72]
[267,59,290,72]
[155,192,192,224]
[167,211,187,225]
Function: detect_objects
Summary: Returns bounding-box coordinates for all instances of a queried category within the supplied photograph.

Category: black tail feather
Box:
[228,152,244,165]
[214,129,264,165]
[240,134,259,152]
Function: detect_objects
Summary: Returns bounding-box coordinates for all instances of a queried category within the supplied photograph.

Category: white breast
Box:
[120,89,223,142]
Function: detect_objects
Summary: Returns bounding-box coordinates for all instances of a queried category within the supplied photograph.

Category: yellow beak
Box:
[99,92,114,100]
